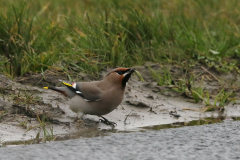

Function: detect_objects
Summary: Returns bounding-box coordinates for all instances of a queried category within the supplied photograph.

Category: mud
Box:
[1,63,240,144]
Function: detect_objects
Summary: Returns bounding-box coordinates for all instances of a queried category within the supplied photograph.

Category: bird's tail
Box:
[43,87,68,97]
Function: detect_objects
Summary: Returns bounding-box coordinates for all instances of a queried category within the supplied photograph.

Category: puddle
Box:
[2,115,240,147]
[140,116,237,131]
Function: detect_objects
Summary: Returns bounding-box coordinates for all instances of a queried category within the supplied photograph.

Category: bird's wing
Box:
[60,80,102,101]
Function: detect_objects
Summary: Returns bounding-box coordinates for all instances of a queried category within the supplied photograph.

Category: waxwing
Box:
[44,68,135,126]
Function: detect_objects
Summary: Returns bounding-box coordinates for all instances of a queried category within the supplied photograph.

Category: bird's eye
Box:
[116,71,123,75]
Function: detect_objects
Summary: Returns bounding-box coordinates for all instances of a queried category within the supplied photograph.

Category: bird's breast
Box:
[69,88,125,116]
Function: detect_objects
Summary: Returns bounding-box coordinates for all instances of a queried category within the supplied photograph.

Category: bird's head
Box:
[105,68,135,88]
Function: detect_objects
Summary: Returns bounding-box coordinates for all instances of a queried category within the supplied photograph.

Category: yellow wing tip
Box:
[62,81,72,86]
[43,87,48,89]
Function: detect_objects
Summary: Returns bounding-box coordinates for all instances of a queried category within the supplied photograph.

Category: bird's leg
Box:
[80,113,86,120]
[77,112,80,119]
[75,112,85,128]
[99,116,117,127]
[75,112,85,122]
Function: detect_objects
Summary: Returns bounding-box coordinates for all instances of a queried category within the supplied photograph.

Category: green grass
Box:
[150,67,172,86]
[149,65,237,109]
[26,115,56,143]
[17,119,28,129]
[1,0,240,77]
[0,111,7,122]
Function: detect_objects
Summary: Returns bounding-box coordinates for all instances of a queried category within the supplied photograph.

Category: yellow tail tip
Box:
[43,87,48,89]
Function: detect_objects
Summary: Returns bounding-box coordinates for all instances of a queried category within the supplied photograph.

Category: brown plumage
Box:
[44,68,135,126]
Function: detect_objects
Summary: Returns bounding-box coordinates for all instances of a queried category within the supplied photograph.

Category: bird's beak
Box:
[123,68,135,77]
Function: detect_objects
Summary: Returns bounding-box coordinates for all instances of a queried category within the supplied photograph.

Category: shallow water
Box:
[140,116,235,130]
[2,115,240,147]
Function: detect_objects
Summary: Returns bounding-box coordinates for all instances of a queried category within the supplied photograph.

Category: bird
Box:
[43,68,135,126]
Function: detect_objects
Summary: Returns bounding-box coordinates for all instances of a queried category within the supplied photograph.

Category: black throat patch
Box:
[122,73,132,88]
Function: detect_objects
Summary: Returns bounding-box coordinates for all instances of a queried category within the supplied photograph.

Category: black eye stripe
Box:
[116,71,123,75]
[115,69,131,75]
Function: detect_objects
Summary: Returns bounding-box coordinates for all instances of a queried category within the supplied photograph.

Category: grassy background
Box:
[1,0,240,77]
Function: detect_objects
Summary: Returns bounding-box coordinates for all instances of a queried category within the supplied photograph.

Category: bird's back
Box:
[69,77,125,115]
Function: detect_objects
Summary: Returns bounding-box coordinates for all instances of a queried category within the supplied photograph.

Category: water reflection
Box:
[141,116,238,130]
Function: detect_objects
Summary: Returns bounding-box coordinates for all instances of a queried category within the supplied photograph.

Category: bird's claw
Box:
[99,117,117,127]
[169,111,181,117]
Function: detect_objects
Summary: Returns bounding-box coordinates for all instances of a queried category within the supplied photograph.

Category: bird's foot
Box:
[99,116,117,127]
[169,111,181,118]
